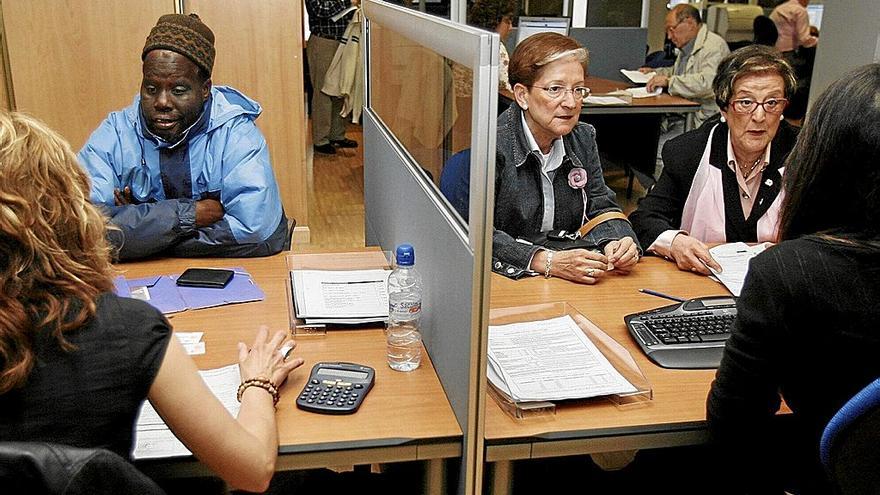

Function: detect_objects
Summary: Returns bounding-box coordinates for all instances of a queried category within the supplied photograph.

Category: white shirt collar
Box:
[520,111,565,174]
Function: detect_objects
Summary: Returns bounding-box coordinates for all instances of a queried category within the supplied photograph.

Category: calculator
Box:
[296,362,375,415]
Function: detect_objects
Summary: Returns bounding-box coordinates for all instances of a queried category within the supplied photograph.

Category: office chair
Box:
[0,441,165,494]
[438,148,471,222]
[819,377,880,494]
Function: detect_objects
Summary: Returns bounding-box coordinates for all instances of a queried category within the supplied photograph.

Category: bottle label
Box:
[390,301,421,318]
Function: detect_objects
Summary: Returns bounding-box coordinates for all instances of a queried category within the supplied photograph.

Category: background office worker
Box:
[494,33,640,283]
[707,63,880,494]
[0,111,304,492]
[306,0,360,155]
[630,45,798,275]
[642,4,730,176]
[78,13,288,260]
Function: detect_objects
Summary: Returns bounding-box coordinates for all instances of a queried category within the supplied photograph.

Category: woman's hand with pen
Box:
[669,234,722,275]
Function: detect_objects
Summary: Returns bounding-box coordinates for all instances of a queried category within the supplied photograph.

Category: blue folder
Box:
[114,267,265,314]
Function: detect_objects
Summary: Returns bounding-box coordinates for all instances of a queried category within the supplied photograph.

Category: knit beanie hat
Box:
[142,13,215,76]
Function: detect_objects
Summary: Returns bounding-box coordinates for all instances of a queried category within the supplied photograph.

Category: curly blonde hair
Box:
[0,111,115,394]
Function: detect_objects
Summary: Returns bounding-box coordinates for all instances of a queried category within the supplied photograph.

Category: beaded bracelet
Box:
[237,376,280,407]
[544,250,555,279]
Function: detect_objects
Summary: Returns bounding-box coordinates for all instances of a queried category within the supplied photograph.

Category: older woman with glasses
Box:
[493,33,640,283]
[630,45,798,274]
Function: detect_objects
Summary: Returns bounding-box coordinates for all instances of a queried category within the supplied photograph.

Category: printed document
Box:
[585,95,629,105]
[133,364,240,459]
[620,69,655,84]
[291,269,390,323]
[626,87,663,98]
[487,315,636,402]
[708,242,770,296]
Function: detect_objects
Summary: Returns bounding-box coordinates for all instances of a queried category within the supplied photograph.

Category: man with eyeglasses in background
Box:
[639,4,730,179]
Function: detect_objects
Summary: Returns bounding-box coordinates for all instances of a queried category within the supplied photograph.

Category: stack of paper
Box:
[133,364,240,459]
[487,315,637,402]
[290,269,390,325]
[707,242,770,296]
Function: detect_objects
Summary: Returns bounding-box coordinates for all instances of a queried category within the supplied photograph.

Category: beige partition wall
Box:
[0,0,309,241]
[186,0,310,242]
[2,0,172,149]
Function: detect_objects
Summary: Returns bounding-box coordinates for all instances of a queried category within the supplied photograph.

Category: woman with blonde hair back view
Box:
[0,111,303,492]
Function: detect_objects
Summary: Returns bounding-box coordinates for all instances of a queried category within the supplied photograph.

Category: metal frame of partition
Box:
[362,2,497,493]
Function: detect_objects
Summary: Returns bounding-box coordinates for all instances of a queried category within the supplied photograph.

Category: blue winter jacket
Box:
[78,86,288,260]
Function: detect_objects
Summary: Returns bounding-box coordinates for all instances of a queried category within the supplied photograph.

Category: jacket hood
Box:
[125,85,262,135]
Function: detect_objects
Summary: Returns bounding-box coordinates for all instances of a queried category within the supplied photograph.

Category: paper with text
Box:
[585,95,629,105]
[487,315,636,402]
[620,69,655,84]
[291,269,390,320]
[133,364,241,459]
[626,86,663,98]
[708,242,770,296]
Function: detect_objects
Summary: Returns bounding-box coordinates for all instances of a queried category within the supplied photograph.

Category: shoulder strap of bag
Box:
[576,211,630,238]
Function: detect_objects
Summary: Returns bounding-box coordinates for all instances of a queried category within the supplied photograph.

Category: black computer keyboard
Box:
[624,296,737,369]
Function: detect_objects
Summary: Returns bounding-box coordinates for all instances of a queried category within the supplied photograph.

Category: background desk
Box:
[582,76,699,197]
[121,253,461,493]
[485,257,728,493]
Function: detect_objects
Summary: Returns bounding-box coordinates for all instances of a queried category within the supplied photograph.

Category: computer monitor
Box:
[806,4,824,30]
[515,17,571,47]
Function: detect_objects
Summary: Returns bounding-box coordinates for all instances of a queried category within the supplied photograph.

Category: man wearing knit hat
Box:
[78,13,289,260]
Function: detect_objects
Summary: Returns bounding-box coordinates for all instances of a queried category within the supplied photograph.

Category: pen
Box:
[638,288,686,303]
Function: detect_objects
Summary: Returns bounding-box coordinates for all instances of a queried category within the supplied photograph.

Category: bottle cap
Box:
[395,244,415,266]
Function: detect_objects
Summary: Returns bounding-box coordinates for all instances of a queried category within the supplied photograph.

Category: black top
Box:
[707,237,880,494]
[629,118,799,250]
[0,293,172,459]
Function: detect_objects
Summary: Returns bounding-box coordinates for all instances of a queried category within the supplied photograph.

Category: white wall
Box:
[808,0,880,106]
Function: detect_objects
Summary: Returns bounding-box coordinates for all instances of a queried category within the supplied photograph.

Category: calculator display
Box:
[316,368,368,380]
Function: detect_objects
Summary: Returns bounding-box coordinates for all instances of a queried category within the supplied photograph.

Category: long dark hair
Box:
[778,64,880,243]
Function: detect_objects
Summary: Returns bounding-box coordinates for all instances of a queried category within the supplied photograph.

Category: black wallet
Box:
[176,268,234,288]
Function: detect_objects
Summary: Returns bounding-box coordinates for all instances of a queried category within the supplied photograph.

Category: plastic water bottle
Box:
[387,244,423,372]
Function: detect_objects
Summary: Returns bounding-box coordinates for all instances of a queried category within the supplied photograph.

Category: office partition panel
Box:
[363,2,497,493]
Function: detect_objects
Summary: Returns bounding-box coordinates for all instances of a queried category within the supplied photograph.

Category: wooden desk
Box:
[485,257,729,492]
[121,253,461,493]
[582,76,700,115]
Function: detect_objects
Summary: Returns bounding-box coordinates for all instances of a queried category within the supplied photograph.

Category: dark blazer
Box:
[493,104,638,277]
[629,117,799,250]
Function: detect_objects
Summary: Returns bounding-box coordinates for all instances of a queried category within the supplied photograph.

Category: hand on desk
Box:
[532,249,609,284]
[669,234,722,275]
[238,326,304,388]
[604,236,640,273]
[645,74,670,93]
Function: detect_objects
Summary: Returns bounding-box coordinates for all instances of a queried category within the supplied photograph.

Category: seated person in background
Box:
[78,13,288,261]
[494,33,640,284]
[630,45,798,274]
[641,4,730,176]
[0,111,304,492]
[753,15,779,47]
[707,63,880,494]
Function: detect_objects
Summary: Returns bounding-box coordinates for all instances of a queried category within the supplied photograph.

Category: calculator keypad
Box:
[297,379,365,413]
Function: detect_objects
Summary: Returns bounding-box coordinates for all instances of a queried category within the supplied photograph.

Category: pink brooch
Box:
[568,168,587,189]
